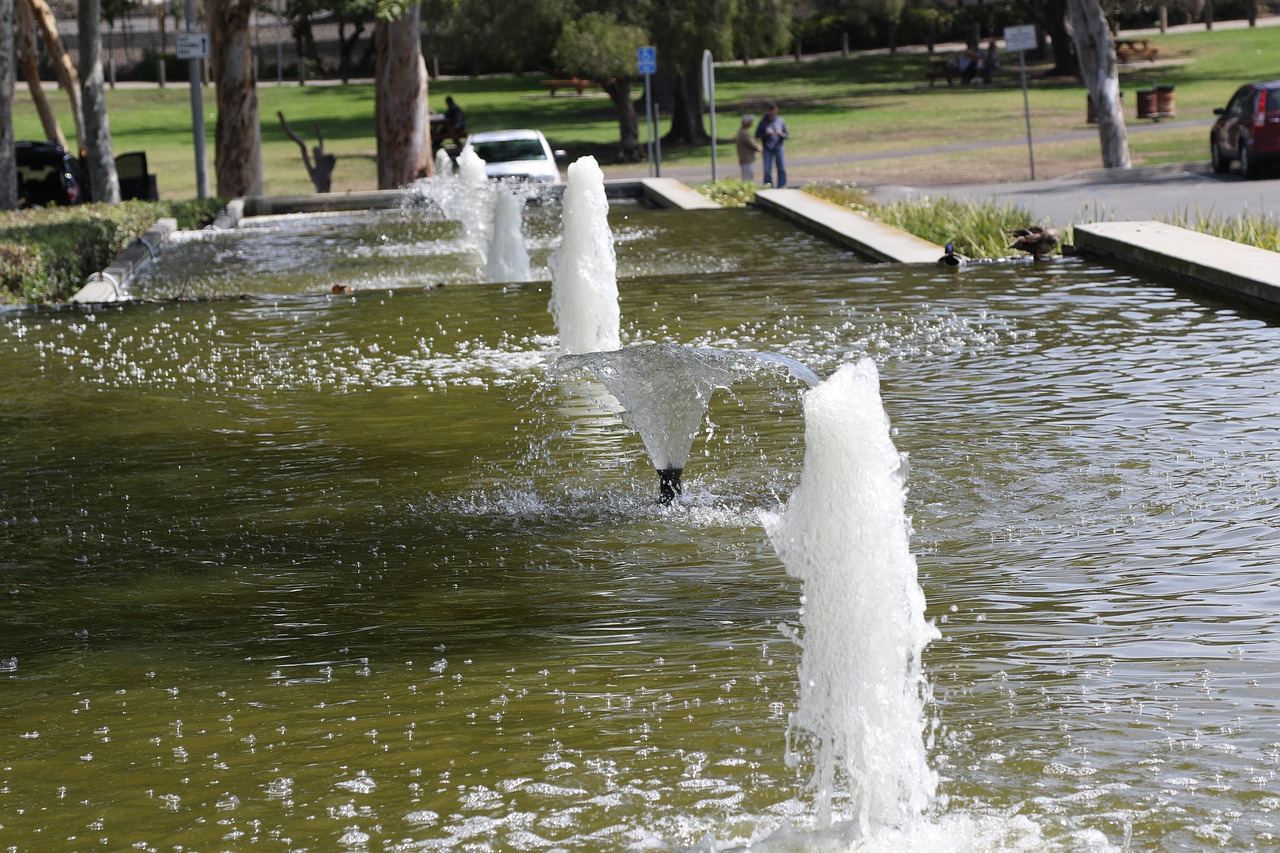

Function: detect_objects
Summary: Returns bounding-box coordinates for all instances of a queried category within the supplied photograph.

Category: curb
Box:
[70,217,179,304]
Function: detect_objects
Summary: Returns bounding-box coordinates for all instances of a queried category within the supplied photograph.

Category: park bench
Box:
[927,59,955,87]
[542,77,601,96]
[1116,38,1159,63]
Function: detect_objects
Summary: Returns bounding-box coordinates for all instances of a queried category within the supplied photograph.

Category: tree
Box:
[374,0,431,187]
[648,0,738,146]
[14,0,64,149]
[26,0,84,156]
[1066,0,1130,168]
[553,12,648,163]
[733,0,792,63]
[208,0,264,196]
[81,0,121,203]
[0,0,16,210]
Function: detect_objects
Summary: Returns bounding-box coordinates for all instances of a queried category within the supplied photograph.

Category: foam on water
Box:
[762,359,939,834]
[548,156,620,355]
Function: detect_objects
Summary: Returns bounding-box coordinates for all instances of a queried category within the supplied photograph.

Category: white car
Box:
[460,129,565,183]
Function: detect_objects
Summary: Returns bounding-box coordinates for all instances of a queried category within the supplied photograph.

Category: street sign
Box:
[1004,24,1037,53]
[176,32,209,60]
[637,46,657,76]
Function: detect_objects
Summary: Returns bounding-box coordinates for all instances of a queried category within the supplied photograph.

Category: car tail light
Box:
[66,182,81,204]
[1255,91,1267,128]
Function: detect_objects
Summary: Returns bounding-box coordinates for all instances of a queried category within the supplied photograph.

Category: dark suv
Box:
[1210,80,1280,179]
[16,141,87,207]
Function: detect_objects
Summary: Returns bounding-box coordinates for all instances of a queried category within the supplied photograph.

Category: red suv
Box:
[1210,80,1280,179]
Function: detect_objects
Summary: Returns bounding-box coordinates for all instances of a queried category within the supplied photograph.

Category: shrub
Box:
[0,199,224,305]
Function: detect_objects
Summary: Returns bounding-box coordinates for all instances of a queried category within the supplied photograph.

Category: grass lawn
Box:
[14,21,1276,199]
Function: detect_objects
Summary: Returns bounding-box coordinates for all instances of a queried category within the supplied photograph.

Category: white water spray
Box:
[549,156,620,355]
[434,147,455,178]
[762,359,938,835]
[487,189,532,283]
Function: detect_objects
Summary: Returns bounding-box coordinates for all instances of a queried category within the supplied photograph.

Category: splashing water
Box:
[434,147,455,178]
[762,359,939,835]
[548,156,620,355]
[487,188,533,283]
[552,343,819,500]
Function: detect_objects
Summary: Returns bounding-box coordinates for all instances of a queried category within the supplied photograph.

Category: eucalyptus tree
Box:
[1067,0,1129,167]
[552,12,649,162]
[208,0,263,196]
[374,0,431,186]
[0,0,15,210]
[81,0,121,202]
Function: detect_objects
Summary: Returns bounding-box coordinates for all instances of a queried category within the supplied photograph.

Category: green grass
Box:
[15,22,1278,199]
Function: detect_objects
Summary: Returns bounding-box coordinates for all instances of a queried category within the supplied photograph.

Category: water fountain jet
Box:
[552,343,819,503]
[763,358,938,835]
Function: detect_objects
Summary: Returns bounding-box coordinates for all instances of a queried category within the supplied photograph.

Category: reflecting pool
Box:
[3,203,1280,850]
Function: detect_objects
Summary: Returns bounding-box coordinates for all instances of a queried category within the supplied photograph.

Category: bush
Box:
[0,199,224,305]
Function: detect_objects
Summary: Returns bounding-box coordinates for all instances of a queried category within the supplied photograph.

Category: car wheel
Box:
[1239,143,1257,180]
[1210,139,1230,173]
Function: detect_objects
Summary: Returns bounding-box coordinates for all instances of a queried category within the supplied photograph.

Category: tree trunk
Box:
[0,0,16,210]
[27,0,84,157]
[375,9,431,188]
[337,16,365,84]
[80,0,120,203]
[207,0,263,197]
[1066,0,1130,168]
[661,70,708,147]
[1043,0,1077,75]
[15,0,64,148]
[603,79,642,163]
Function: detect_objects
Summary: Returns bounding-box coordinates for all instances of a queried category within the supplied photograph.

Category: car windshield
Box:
[471,139,547,162]
[1268,89,1280,113]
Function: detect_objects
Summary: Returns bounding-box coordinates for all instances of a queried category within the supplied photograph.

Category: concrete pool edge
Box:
[71,182,1279,316]
[1073,221,1280,315]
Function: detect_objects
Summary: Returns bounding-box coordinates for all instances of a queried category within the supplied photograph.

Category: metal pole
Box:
[703,50,717,183]
[186,0,209,197]
[645,73,655,178]
[1019,51,1035,181]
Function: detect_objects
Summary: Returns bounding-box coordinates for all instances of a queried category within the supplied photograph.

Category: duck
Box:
[1008,226,1061,262]
[937,242,967,267]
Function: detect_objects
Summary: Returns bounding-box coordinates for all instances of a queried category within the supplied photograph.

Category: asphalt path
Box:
[864,159,1280,225]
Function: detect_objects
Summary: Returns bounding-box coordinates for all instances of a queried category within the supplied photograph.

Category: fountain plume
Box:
[553,343,819,503]
[762,359,938,833]
[549,156,619,355]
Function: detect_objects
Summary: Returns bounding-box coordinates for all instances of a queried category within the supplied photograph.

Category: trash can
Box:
[1136,89,1158,119]
[1155,84,1175,117]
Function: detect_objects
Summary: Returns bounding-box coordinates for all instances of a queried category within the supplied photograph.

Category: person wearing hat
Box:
[754,102,789,188]
[735,115,763,182]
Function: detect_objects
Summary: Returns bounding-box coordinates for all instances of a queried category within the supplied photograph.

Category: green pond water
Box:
[2,203,1280,850]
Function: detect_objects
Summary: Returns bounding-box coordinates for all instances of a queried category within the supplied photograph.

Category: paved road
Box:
[864,161,1280,225]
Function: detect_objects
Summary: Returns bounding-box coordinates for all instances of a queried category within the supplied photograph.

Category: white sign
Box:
[637,46,657,76]
[1004,24,1037,53]
[176,32,210,60]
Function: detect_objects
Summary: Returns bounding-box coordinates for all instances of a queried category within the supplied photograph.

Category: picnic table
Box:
[1115,38,1159,63]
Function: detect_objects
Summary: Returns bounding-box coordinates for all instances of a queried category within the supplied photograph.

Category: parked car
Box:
[15,141,86,207]
[460,129,565,183]
[1210,80,1280,180]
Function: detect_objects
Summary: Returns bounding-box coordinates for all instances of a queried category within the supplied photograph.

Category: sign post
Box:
[179,1,210,198]
[1004,24,1038,180]
[702,49,717,182]
[638,46,658,177]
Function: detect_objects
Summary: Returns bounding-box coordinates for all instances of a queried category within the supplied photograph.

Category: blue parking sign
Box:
[637,46,657,76]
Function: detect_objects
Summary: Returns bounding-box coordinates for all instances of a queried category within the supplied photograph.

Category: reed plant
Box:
[799,181,1040,259]
[1161,208,1280,252]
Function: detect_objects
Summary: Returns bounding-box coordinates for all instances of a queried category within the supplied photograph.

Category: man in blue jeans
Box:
[755,102,789,188]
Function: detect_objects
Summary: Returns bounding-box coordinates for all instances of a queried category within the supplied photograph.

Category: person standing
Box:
[735,115,762,182]
[755,102,789,188]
